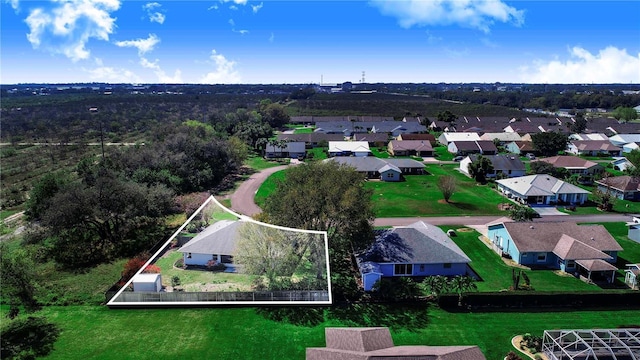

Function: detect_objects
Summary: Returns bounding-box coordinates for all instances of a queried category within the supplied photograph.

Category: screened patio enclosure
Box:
[543,329,640,360]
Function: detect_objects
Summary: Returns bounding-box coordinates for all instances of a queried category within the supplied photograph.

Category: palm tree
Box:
[449,275,477,306]
[421,275,449,298]
[468,155,493,184]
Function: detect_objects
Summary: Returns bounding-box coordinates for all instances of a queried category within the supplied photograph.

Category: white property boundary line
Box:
[107,195,332,307]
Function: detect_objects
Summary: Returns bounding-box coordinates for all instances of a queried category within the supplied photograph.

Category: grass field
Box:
[244,154,285,171]
[25,304,640,360]
[433,146,454,161]
[255,165,509,217]
[366,165,509,217]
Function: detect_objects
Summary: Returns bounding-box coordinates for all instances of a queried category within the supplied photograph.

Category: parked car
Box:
[525,153,536,160]
[453,156,464,162]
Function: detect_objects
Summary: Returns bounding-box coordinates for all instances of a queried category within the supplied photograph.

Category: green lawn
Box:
[366,165,509,217]
[441,227,610,292]
[306,147,328,160]
[255,170,287,208]
[433,146,453,161]
[255,165,509,217]
[370,147,390,158]
[28,305,640,360]
[294,127,313,134]
[244,154,284,171]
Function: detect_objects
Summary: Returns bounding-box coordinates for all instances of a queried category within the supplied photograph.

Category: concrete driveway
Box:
[532,207,568,216]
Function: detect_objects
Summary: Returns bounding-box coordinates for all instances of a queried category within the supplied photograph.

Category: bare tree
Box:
[437,175,457,202]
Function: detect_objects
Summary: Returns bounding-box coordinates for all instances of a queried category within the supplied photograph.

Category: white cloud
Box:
[228,18,235,26]
[520,46,640,84]
[25,0,120,61]
[140,57,183,83]
[236,29,249,35]
[85,66,142,83]
[6,0,19,10]
[207,4,218,10]
[143,2,165,24]
[114,34,160,55]
[251,2,263,13]
[268,32,274,43]
[369,0,524,33]
[220,0,247,5]
[200,50,241,84]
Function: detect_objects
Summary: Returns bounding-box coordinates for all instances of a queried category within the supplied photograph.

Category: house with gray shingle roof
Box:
[595,176,640,201]
[326,157,424,181]
[487,222,622,282]
[387,140,433,157]
[356,221,472,291]
[567,140,622,157]
[460,154,525,179]
[496,174,590,205]
[178,220,244,266]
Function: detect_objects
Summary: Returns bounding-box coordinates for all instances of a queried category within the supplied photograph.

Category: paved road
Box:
[229,166,638,225]
[230,165,288,216]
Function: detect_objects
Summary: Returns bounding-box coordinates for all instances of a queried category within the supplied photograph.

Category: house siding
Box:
[378,263,467,277]
[183,253,215,266]
[380,169,401,182]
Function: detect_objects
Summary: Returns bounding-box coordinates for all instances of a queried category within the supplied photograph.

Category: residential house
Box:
[609,134,640,147]
[387,140,433,157]
[448,140,498,155]
[353,133,389,146]
[290,116,393,125]
[327,157,424,181]
[569,133,609,141]
[328,141,371,157]
[264,141,306,159]
[396,133,436,146]
[505,140,538,156]
[315,120,426,137]
[479,132,522,145]
[595,176,640,201]
[496,174,590,205]
[624,264,640,290]
[611,157,634,171]
[627,217,640,243]
[306,327,486,360]
[622,142,640,153]
[460,154,526,179]
[178,220,243,267]
[277,133,345,148]
[487,222,622,282]
[534,156,604,177]
[567,140,622,157]
[437,132,481,146]
[356,221,472,291]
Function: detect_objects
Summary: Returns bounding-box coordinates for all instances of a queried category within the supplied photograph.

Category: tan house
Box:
[387,140,433,157]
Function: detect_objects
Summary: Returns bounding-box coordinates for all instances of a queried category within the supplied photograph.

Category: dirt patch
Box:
[455,227,475,232]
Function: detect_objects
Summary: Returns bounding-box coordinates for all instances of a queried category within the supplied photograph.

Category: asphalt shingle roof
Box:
[178,220,243,256]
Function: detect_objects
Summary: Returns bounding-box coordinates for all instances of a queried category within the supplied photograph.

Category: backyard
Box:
[441,226,638,292]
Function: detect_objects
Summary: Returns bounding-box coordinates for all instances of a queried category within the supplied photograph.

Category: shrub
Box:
[143,264,161,273]
[171,275,181,287]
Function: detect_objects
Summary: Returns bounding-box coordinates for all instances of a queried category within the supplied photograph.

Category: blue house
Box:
[487,222,622,283]
[357,221,472,291]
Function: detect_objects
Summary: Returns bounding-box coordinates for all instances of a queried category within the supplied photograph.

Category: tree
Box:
[613,106,638,122]
[449,275,477,306]
[508,204,538,222]
[227,135,249,166]
[569,112,587,133]
[260,102,290,128]
[25,172,70,221]
[436,110,457,123]
[467,155,493,184]
[420,275,449,298]
[1,316,60,359]
[531,132,569,157]
[263,161,374,258]
[0,244,40,318]
[437,175,456,202]
[41,173,175,268]
[234,223,326,287]
[625,149,640,178]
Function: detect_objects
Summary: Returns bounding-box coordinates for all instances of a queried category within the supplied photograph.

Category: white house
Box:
[132,273,162,292]
[496,174,590,205]
[178,220,244,266]
[328,141,371,157]
[437,132,481,146]
[622,142,640,153]
[609,134,640,147]
[459,154,526,179]
[479,132,522,144]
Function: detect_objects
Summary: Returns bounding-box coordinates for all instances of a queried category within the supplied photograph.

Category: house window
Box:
[187,253,192,258]
[394,264,413,276]
[537,253,547,262]
[567,260,575,268]
[386,173,395,178]
[443,263,452,269]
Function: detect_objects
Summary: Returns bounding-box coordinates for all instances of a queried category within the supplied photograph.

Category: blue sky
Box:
[1,0,639,84]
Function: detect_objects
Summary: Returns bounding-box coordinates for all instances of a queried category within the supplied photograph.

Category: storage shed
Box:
[132,273,162,292]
